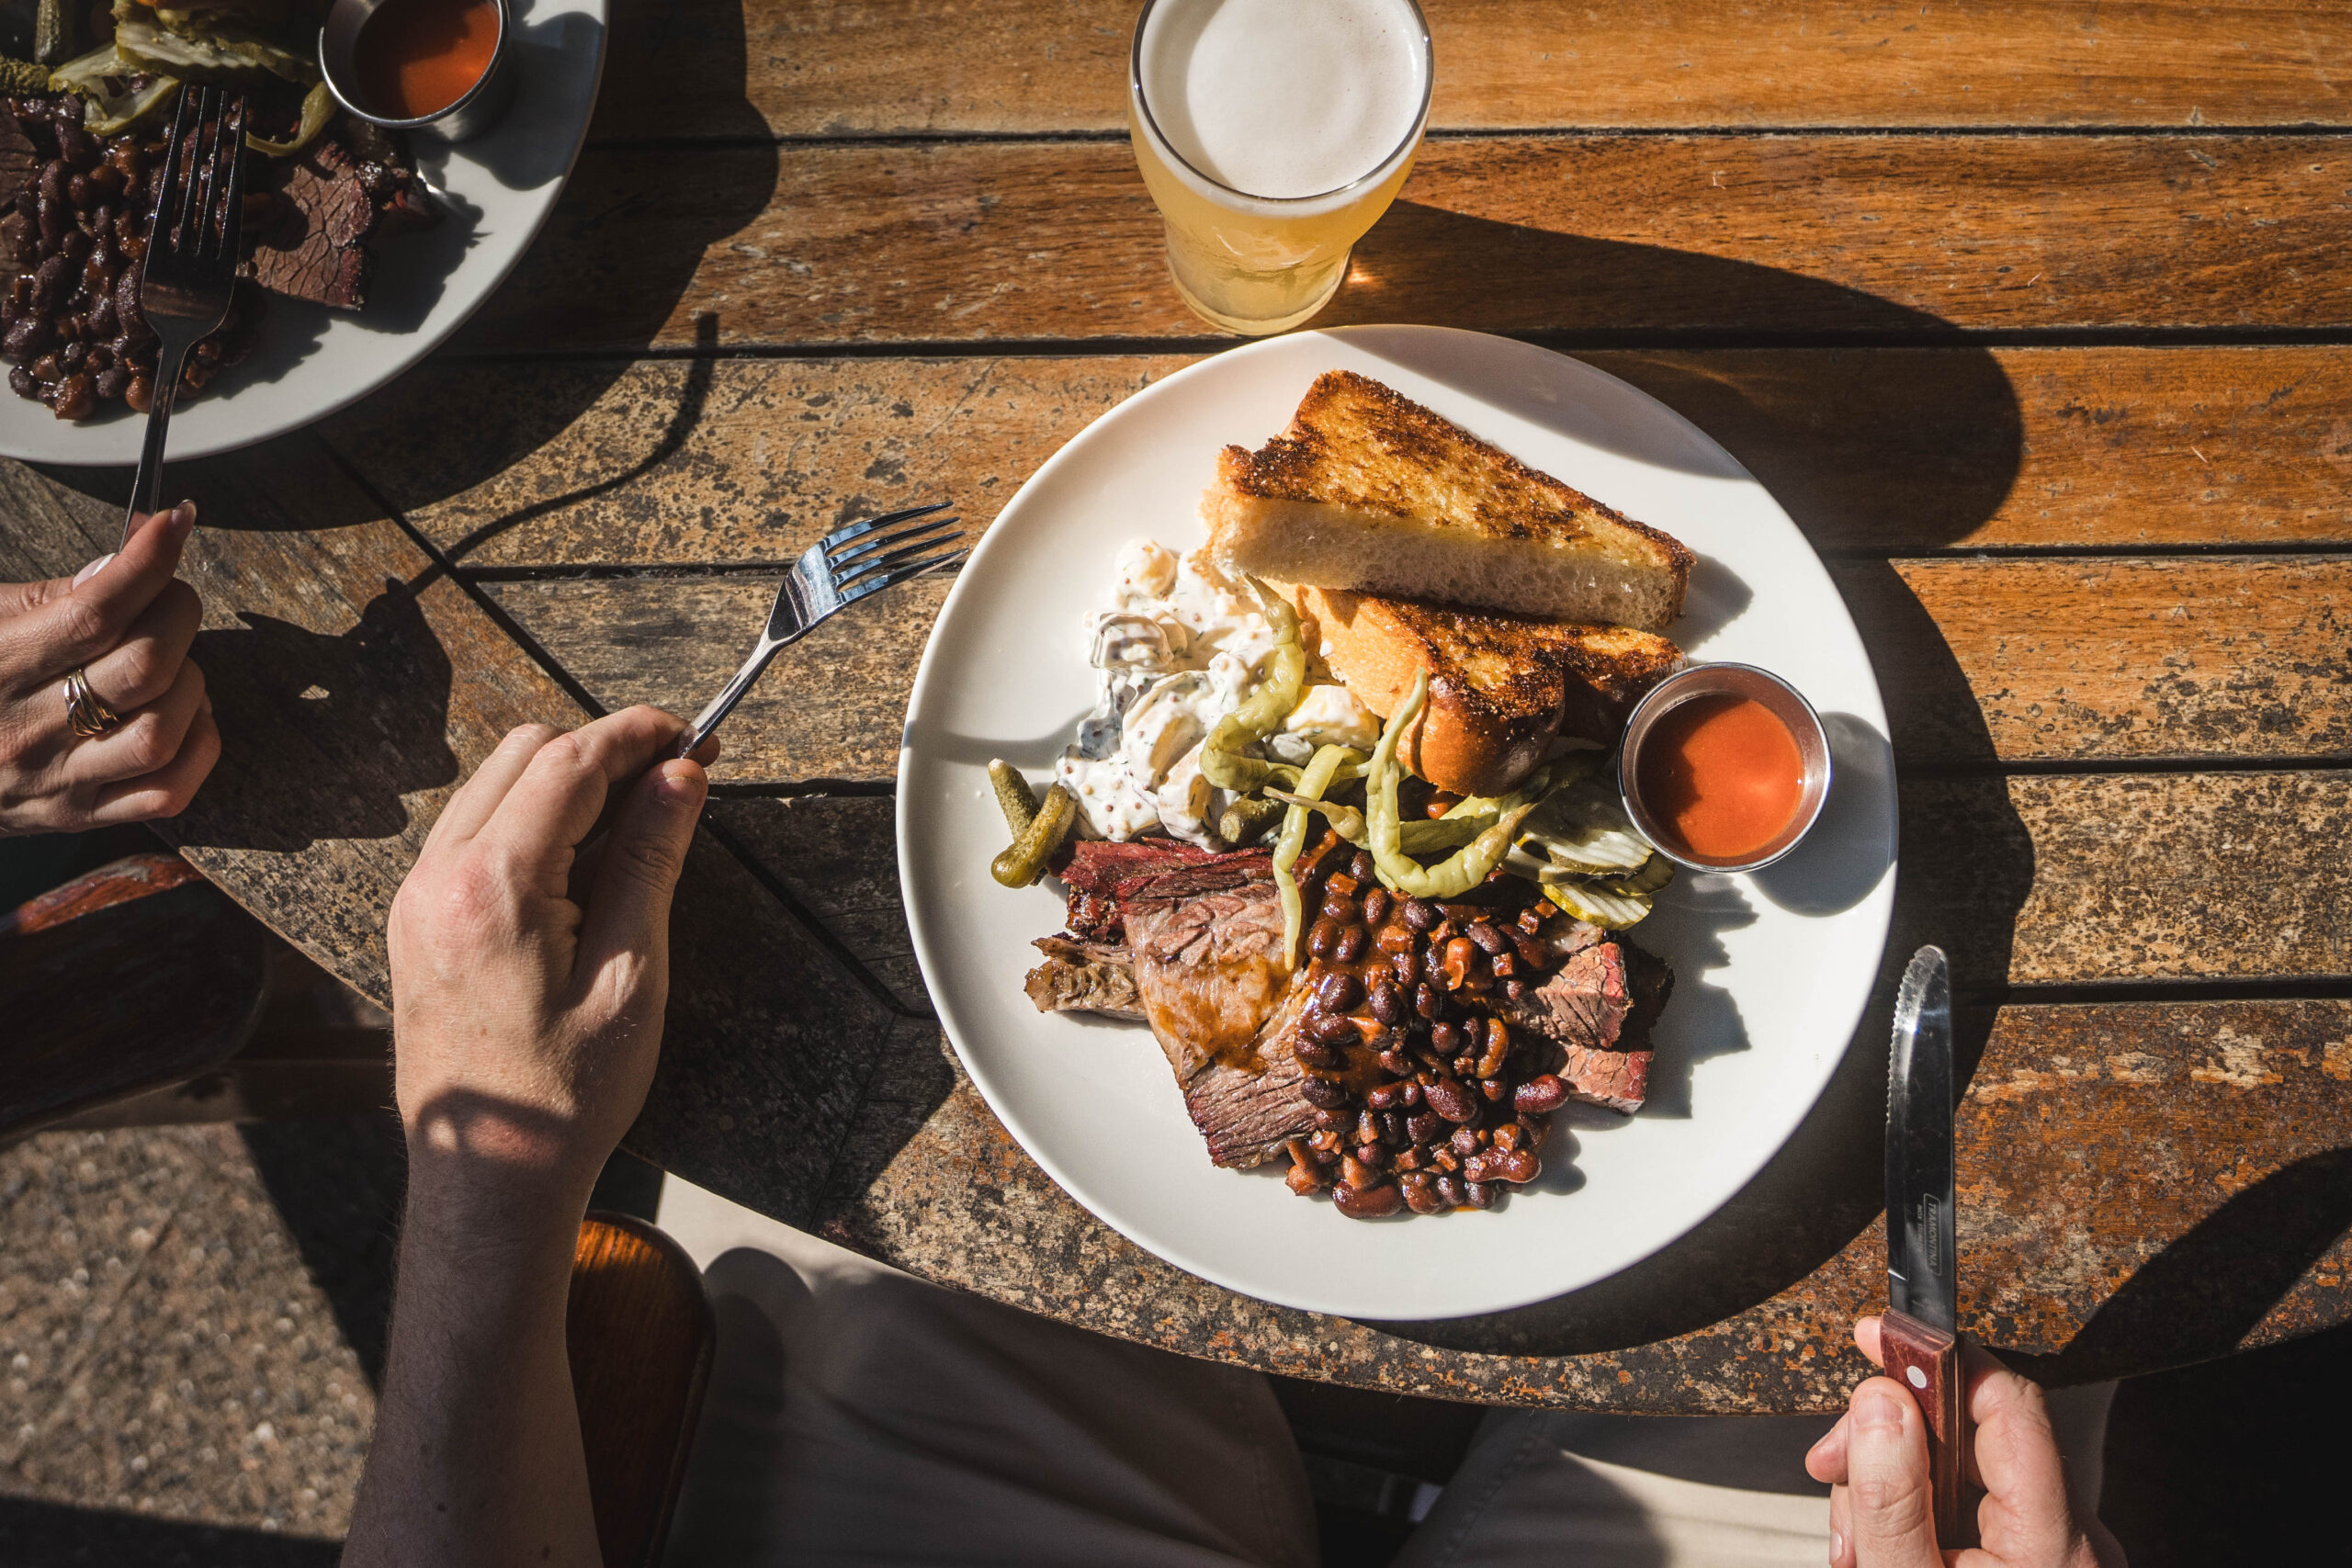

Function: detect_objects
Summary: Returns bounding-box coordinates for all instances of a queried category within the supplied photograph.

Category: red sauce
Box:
[357,0,500,120]
[1636,694,1806,863]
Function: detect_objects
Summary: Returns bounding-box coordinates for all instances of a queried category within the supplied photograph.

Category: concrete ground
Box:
[3,1113,2342,1566]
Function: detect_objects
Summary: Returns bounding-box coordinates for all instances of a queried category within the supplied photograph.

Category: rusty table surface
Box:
[7,0,2352,1414]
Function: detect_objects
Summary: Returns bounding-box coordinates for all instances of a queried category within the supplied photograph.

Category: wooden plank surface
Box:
[459,135,2352,353]
[322,347,2352,563]
[797,998,2352,1411]
[481,555,2351,784]
[595,0,2352,141]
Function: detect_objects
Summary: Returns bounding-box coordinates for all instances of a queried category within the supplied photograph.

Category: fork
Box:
[673,502,967,759]
[119,85,249,548]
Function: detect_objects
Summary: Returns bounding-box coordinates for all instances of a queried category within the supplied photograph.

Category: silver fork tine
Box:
[152,87,198,251]
[186,87,228,261]
[201,96,247,265]
[833,532,966,591]
[841,548,968,602]
[825,514,959,566]
[820,501,954,550]
[171,86,215,260]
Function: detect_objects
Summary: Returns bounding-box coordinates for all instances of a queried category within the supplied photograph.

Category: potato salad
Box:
[1057,539,1379,846]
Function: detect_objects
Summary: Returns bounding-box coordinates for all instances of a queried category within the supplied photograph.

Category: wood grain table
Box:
[8,0,2351,1414]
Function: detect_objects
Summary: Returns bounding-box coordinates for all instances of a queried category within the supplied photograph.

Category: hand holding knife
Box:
[1882,942,1977,1544]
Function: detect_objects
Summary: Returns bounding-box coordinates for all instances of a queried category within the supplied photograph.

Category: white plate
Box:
[0,0,606,465]
[899,325,1897,1320]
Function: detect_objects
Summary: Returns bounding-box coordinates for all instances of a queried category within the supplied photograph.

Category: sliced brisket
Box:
[1500,933,1673,1115]
[243,126,441,310]
[1023,935,1144,1021]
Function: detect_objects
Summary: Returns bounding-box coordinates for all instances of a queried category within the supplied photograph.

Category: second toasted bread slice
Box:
[1291,584,1685,796]
[1207,370,1695,633]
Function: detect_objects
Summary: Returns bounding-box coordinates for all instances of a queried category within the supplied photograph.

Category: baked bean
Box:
[1321,891,1358,923]
[1503,977,1529,1002]
[1366,1083,1404,1111]
[1476,1018,1510,1078]
[1399,1173,1445,1214]
[1377,1046,1412,1076]
[1462,1180,1498,1210]
[124,373,152,412]
[1467,920,1509,955]
[1300,1076,1352,1111]
[1413,981,1441,1020]
[1306,1009,1356,1047]
[1433,1173,1467,1208]
[1361,886,1392,927]
[1315,970,1363,1014]
[1481,1077,1510,1101]
[1332,1181,1404,1220]
[1377,1111,1406,1145]
[1349,850,1376,882]
[1425,1078,1476,1124]
[50,371,91,419]
[1401,897,1439,931]
[1385,943,1419,980]
[1332,924,1369,964]
[1397,1079,1423,1109]
[1306,918,1340,961]
[1449,1126,1482,1157]
[1367,978,1405,1025]
[1406,1111,1444,1144]
[1511,932,1550,971]
[1513,1075,1569,1114]
[1293,1035,1342,1070]
[1495,1148,1541,1184]
[1429,1020,1461,1055]
[6,364,31,397]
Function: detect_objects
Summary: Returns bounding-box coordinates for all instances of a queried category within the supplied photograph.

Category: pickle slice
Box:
[1517,779,1653,872]
[1541,878,1652,931]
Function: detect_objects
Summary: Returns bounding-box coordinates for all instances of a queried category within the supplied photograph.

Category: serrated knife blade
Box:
[1881,942,1972,1544]
[1886,944,1956,1331]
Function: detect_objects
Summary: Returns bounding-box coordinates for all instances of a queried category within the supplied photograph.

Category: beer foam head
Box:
[1137,0,1429,201]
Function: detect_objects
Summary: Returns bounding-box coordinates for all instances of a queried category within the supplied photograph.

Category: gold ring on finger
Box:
[64,667,122,739]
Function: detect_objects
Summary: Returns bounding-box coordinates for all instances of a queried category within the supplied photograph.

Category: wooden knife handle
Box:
[1881,1308,1973,1546]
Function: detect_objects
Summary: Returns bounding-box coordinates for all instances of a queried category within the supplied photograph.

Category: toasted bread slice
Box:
[1206,370,1694,632]
[1291,584,1685,795]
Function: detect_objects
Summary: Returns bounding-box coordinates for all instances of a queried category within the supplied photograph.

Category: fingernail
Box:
[655,761,704,803]
[73,553,115,588]
[1855,1387,1905,1432]
[1829,1530,1844,1562]
[169,500,198,533]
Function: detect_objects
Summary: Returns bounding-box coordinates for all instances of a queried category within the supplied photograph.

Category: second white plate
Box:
[899,325,1897,1319]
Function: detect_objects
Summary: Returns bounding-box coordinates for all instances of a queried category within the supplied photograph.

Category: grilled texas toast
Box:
[1205,370,1694,632]
[1290,583,1686,795]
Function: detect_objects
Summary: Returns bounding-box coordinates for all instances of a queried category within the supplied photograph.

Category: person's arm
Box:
[1805,1316,2126,1568]
[1,501,220,834]
[345,706,714,1568]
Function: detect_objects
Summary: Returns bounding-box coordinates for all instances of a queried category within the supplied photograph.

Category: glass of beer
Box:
[1128,0,1433,335]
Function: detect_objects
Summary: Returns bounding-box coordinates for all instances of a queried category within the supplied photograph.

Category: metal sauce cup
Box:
[1617,662,1831,874]
[319,0,517,143]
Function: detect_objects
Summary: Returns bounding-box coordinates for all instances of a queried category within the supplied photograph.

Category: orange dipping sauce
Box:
[1635,694,1807,863]
[357,0,501,119]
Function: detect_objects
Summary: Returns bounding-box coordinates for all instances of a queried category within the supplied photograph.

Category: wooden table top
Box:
[8,0,2352,1414]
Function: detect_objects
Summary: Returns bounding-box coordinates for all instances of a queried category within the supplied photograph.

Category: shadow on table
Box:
[0,1496,339,1567]
[2009,1146,2352,1388]
[1322,202,2037,1359]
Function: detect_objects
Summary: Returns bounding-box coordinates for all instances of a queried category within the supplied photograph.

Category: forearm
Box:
[345,1188,600,1568]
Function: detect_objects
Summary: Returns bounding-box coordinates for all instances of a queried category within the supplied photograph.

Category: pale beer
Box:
[1128,0,1432,334]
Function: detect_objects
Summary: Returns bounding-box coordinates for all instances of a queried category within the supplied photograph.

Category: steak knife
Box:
[1883,943,1973,1543]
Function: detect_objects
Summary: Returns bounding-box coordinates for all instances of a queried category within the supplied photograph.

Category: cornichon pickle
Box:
[987,758,1039,837]
[989,782,1076,887]
[1217,795,1285,846]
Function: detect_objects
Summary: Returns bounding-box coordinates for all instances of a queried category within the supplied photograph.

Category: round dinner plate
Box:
[898,325,1897,1320]
[0,0,606,465]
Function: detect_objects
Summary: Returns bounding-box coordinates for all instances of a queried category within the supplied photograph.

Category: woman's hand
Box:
[0,502,219,836]
[1805,1317,2125,1568]
[386,705,715,1241]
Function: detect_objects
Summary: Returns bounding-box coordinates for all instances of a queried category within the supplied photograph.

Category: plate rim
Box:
[896,322,1896,1319]
[0,0,609,467]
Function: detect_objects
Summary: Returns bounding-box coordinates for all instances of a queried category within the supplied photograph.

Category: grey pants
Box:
[655,1179,2112,1567]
